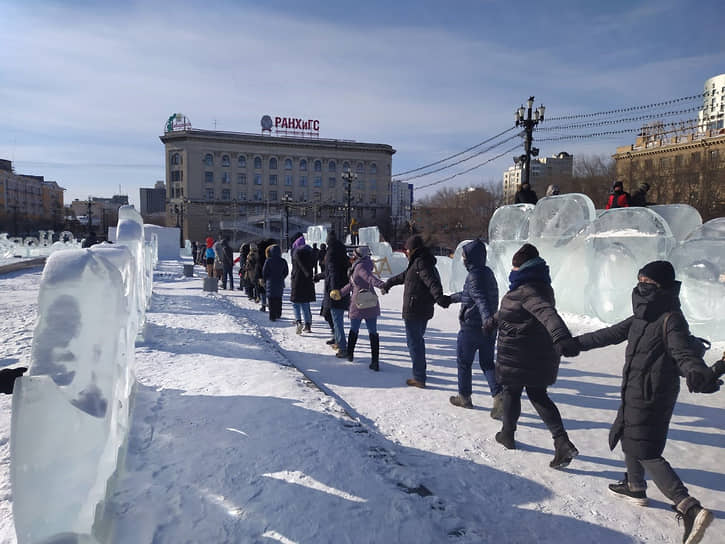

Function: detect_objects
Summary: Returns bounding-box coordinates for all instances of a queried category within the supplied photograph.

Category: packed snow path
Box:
[0,262,723,543]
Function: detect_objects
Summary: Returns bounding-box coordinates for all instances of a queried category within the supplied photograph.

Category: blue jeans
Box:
[349,317,377,335]
[404,318,428,383]
[331,307,347,350]
[293,302,312,324]
[456,328,501,397]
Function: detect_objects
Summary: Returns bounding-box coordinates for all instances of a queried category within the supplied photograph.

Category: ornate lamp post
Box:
[341,168,357,240]
[514,96,546,188]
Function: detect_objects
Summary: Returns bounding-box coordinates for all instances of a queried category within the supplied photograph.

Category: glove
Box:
[687,368,721,394]
[555,337,580,358]
[482,317,497,335]
[0,367,27,394]
[258,279,264,287]
[437,295,451,309]
[329,289,342,301]
[380,280,391,295]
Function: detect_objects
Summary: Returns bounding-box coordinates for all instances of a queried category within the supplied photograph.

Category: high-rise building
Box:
[502,152,573,204]
[139,180,167,216]
[699,73,725,132]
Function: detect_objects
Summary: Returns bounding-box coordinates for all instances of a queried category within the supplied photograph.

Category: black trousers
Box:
[501,385,566,439]
[269,297,283,320]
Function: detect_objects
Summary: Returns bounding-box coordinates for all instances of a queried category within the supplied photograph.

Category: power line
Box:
[537,106,701,132]
[392,126,516,177]
[536,118,701,143]
[546,93,703,122]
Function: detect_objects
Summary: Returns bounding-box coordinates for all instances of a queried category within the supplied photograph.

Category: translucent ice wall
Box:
[487,204,535,299]
[305,225,328,245]
[449,240,473,293]
[11,206,154,544]
[648,204,702,242]
[1,230,79,258]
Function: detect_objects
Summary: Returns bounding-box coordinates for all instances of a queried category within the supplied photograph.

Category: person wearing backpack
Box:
[573,260,720,544]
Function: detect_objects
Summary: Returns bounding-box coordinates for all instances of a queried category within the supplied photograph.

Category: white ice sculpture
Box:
[487,204,535,300]
[358,226,380,246]
[436,255,452,293]
[116,206,150,337]
[669,218,725,340]
[449,240,473,293]
[305,225,328,246]
[649,204,702,242]
[11,246,138,544]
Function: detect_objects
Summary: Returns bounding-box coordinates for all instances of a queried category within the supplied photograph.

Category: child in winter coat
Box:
[334,246,386,370]
[262,244,288,321]
[448,239,503,417]
[573,260,719,544]
[493,243,580,469]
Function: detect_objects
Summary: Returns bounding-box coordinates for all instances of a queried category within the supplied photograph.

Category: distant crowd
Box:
[514,180,654,209]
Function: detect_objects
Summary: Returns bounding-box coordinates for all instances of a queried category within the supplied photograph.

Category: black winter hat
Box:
[613,180,624,190]
[638,260,675,288]
[405,235,425,251]
[512,243,539,268]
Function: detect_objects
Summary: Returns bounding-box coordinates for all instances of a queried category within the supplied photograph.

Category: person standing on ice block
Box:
[447,239,503,418]
[381,235,450,388]
[573,260,720,544]
[493,243,580,469]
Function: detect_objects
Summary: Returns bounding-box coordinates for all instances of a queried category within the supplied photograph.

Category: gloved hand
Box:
[437,295,451,309]
[258,279,264,287]
[482,317,497,335]
[555,337,580,358]
[329,289,342,301]
[380,280,391,295]
[687,367,722,393]
[0,367,28,395]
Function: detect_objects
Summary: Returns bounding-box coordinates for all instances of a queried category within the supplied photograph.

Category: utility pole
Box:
[86,197,93,236]
[514,96,546,188]
[341,168,357,241]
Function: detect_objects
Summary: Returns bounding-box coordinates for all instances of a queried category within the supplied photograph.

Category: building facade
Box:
[160,127,396,244]
[70,195,129,235]
[699,73,725,133]
[139,180,167,216]
[0,159,65,234]
[502,152,573,204]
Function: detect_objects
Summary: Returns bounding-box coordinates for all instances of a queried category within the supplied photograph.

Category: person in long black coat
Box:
[493,243,580,469]
[290,234,317,334]
[254,239,275,312]
[323,231,351,357]
[574,260,717,544]
[262,244,288,321]
[382,235,450,387]
[514,183,538,204]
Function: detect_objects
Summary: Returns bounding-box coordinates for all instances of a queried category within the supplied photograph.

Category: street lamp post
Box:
[282,194,292,251]
[86,197,93,236]
[341,168,357,240]
[514,96,546,189]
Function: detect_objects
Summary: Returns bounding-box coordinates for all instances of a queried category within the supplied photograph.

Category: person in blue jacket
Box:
[262,244,289,321]
[448,239,503,417]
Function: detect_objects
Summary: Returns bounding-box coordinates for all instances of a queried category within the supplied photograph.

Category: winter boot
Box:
[346,330,358,362]
[405,378,425,388]
[295,320,303,335]
[449,394,473,409]
[335,349,348,359]
[303,322,312,333]
[369,333,380,371]
[490,392,503,420]
[674,497,713,544]
[608,474,648,506]
[550,433,579,469]
[326,338,337,345]
[495,430,516,450]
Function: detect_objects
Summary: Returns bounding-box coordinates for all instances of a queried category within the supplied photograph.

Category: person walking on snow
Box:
[573,260,719,544]
[290,233,316,334]
[332,245,386,371]
[448,239,503,418]
[324,231,351,358]
[381,235,451,388]
[204,237,215,278]
[262,244,288,321]
[493,243,581,469]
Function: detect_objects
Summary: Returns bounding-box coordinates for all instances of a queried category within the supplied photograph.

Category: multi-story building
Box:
[139,180,167,216]
[699,73,725,133]
[70,195,129,235]
[0,159,65,234]
[502,152,573,204]
[159,119,396,244]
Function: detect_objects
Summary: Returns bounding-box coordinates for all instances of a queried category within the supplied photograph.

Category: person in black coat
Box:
[290,234,317,334]
[629,182,653,207]
[262,244,289,321]
[324,231,351,358]
[382,235,450,388]
[493,243,580,469]
[514,182,538,204]
[220,239,235,290]
[573,261,717,544]
[318,243,327,274]
[255,239,275,312]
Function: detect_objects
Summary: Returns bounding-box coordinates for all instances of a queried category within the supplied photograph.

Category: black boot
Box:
[550,433,579,469]
[303,322,311,333]
[369,333,380,371]
[674,496,713,544]
[347,330,358,362]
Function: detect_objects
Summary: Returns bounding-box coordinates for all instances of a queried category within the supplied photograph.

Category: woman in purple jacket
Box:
[332,246,386,370]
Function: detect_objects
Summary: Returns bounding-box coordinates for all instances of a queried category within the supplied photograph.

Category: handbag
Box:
[356,289,379,309]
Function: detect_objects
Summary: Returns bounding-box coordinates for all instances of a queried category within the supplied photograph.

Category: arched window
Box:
[328,160,336,172]
[342,161,350,171]
[284,158,293,170]
[254,156,262,169]
[222,155,230,167]
[269,157,278,170]
[299,159,307,171]
[370,163,377,174]
[238,155,247,168]
[171,153,181,165]
[356,162,364,173]
[204,153,213,166]
[314,160,322,172]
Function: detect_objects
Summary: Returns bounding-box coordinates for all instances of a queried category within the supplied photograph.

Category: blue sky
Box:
[1,0,723,207]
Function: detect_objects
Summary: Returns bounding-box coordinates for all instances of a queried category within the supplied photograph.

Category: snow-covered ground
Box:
[0,261,723,543]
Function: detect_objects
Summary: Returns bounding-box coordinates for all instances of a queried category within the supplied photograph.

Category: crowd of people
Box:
[192,229,722,544]
[513,179,655,210]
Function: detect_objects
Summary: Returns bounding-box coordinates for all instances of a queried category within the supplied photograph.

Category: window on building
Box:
[300,191,308,201]
[659,157,670,169]
[206,188,214,200]
[222,155,230,167]
[221,172,230,184]
[204,153,213,166]
[171,153,182,165]
[369,179,377,191]
[342,161,350,171]
[314,160,322,172]
[691,152,701,163]
[356,162,364,173]
[285,175,293,186]
[314,176,322,187]
[269,191,278,201]
[254,174,262,185]
[270,157,278,170]
[674,155,683,167]
[171,171,182,182]
[284,191,293,200]
[328,160,336,172]
[300,175,307,187]
[300,159,307,171]
[254,190,263,201]
[370,163,377,174]
[710,149,719,162]
[254,156,262,169]
[221,189,230,200]
[269,174,278,185]
[357,180,366,190]
[238,192,247,201]
[284,158,293,170]
[644,159,653,169]
[328,177,336,188]
[237,173,247,184]
[205,171,214,184]
[238,155,246,168]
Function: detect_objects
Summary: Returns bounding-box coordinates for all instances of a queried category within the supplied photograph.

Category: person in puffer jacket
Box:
[574,261,718,544]
[448,239,503,418]
[262,244,288,321]
[493,243,581,469]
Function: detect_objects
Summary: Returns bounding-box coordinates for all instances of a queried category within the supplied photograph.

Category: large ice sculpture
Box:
[449,240,473,293]
[649,204,702,242]
[487,204,535,299]
[669,218,725,340]
[305,225,328,246]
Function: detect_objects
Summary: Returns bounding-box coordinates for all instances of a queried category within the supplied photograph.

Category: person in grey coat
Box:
[574,260,718,544]
[335,246,386,370]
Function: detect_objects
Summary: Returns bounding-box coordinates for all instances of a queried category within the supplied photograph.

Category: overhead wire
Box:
[545,93,703,121]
